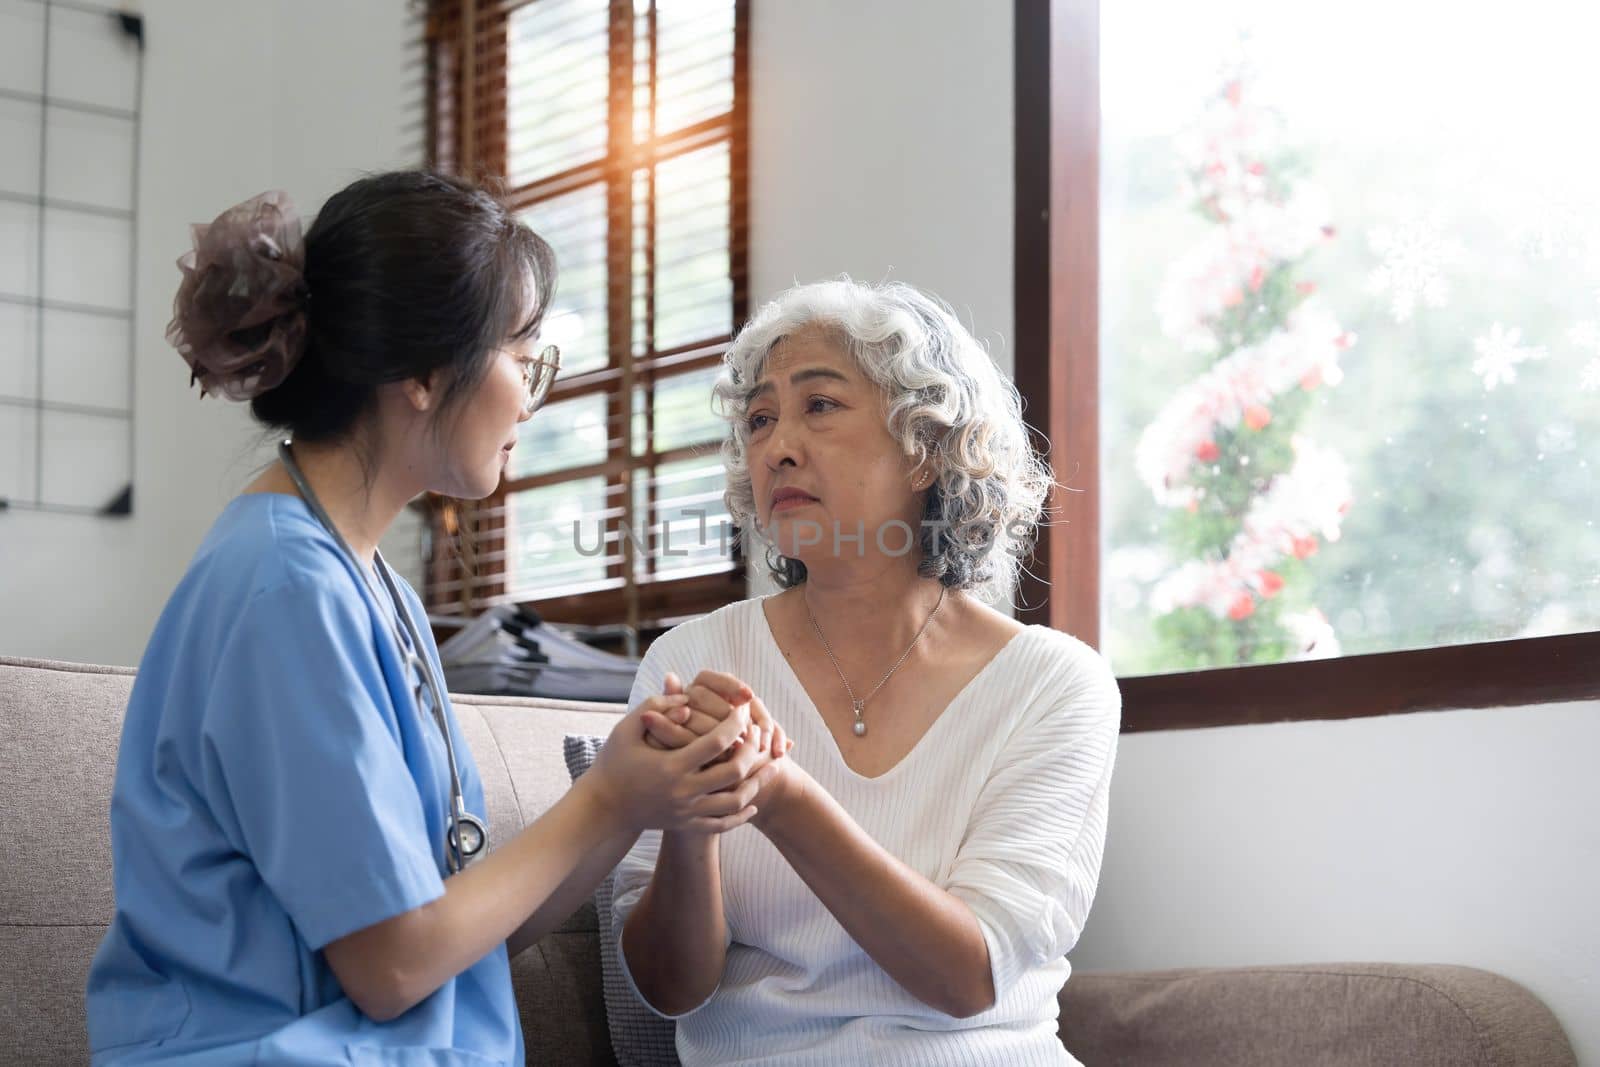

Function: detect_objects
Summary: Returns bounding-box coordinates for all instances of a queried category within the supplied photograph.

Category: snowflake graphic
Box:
[1582,358,1600,392]
[1367,211,1461,323]
[1564,322,1600,391]
[1514,188,1594,261]
[1471,323,1546,391]
[1567,321,1600,351]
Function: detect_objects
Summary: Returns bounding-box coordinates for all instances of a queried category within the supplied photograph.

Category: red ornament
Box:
[1258,570,1284,597]
[1292,535,1319,559]
[1244,404,1272,431]
[1300,367,1324,391]
[1228,592,1255,620]
[1195,439,1221,462]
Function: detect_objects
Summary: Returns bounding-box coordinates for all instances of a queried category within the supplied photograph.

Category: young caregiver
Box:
[84,170,787,1065]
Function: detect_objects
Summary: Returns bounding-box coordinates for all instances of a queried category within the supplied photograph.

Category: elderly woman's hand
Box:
[644,677,807,833]
[585,694,761,834]
[643,669,793,762]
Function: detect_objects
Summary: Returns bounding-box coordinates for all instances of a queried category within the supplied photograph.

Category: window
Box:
[421,0,748,639]
[1015,0,1599,728]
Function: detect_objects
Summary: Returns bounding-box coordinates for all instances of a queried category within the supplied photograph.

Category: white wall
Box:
[0,0,419,666]
[746,0,1014,372]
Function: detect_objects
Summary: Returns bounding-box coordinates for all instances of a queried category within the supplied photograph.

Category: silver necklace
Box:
[806,585,946,738]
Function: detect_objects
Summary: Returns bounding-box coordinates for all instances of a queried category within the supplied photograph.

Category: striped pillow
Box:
[562,734,681,1067]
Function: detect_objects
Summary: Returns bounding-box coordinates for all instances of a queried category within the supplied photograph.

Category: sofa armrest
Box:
[1057,962,1576,1067]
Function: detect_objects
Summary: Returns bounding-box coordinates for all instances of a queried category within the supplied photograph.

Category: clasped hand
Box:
[588,670,797,835]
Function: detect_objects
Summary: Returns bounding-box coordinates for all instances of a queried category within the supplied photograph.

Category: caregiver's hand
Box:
[651,676,810,832]
[644,669,793,761]
[641,670,741,751]
[584,694,763,835]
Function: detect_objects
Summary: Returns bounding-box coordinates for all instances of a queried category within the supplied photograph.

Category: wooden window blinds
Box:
[417,0,749,641]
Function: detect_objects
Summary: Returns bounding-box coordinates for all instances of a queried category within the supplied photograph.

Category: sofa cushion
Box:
[1057,963,1578,1067]
[454,696,628,1065]
[1,657,132,1067]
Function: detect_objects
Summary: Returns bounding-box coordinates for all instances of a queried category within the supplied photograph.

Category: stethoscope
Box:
[277,439,488,874]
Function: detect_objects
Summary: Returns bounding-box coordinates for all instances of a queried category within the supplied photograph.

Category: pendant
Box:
[852,699,867,737]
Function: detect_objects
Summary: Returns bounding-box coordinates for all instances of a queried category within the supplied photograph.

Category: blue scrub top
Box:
[85,493,523,1066]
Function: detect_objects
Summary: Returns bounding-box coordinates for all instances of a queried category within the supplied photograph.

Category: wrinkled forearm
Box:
[761,784,996,1017]
[620,831,729,1016]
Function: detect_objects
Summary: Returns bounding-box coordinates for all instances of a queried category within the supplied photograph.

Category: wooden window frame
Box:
[1013,0,1600,732]
[421,0,750,639]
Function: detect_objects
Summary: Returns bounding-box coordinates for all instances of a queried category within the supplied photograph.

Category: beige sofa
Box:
[0,654,1578,1066]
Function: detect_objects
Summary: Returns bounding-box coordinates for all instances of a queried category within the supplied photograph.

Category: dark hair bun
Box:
[246,169,557,443]
[167,190,310,401]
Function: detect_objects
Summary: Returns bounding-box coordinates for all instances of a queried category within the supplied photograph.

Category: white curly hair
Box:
[713,277,1055,604]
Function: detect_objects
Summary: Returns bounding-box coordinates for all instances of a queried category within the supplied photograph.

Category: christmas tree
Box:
[1135,63,1356,668]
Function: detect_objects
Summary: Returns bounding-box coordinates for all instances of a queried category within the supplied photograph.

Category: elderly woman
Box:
[612,279,1122,1065]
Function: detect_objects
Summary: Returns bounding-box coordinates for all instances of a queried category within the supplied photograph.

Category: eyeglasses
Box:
[520,344,561,413]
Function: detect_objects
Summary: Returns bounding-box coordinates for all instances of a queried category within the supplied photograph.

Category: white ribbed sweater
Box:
[611,595,1122,1066]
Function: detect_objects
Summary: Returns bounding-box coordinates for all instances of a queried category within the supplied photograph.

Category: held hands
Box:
[643,670,793,762]
[586,691,763,835]
[639,671,809,833]
[585,670,792,836]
